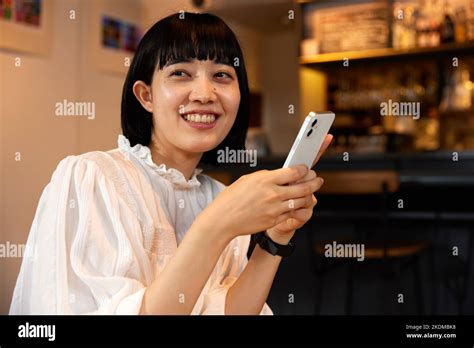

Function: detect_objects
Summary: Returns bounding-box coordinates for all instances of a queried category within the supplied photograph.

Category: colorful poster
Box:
[102,15,141,53]
[0,0,14,20]
[122,22,139,52]
[15,0,41,26]
[102,16,121,49]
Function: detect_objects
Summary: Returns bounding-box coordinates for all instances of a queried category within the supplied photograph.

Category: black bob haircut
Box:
[121,12,250,166]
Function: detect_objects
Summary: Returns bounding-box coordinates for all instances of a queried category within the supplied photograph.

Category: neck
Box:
[149,135,202,181]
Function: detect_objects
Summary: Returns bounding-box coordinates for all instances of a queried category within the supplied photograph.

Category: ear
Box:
[132,81,153,113]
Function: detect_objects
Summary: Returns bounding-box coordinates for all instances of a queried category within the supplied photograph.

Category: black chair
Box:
[431,212,474,314]
[308,170,431,315]
[397,175,474,315]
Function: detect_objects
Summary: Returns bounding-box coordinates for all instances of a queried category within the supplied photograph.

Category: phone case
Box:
[283,111,335,168]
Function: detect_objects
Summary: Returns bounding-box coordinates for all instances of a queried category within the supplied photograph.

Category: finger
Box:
[267,164,308,185]
[273,207,314,229]
[290,207,313,222]
[279,195,314,214]
[311,134,333,169]
[294,169,317,184]
[311,194,317,208]
[274,211,293,225]
[279,177,324,200]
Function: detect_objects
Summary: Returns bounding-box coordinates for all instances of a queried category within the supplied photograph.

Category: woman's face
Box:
[150,59,241,155]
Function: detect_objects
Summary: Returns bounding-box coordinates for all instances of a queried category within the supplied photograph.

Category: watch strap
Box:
[251,231,295,257]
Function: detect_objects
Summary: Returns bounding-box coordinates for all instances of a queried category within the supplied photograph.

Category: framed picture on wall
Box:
[86,0,142,75]
[102,15,140,53]
[0,0,53,55]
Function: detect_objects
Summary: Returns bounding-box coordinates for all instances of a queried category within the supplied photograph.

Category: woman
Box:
[10,12,331,315]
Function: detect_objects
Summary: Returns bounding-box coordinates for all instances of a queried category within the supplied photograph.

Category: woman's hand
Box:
[199,165,322,241]
[264,169,319,244]
[198,134,333,244]
[266,134,333,245]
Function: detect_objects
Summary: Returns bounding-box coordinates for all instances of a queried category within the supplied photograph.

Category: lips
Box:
[182,113,216,123]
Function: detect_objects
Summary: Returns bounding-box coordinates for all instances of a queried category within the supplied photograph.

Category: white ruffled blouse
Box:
[9,135,273,315]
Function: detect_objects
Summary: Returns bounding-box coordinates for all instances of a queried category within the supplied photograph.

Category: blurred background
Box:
[1,0,474,315]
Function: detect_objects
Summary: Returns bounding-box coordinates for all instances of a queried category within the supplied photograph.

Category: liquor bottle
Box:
[403,5,417,48]
[468,0,474,41]
[392,4,404,49]
[440,1,455,43]
[454,6,467,43]
[428,18,441,46]
[416,0,430,47]
[428,0,442,46]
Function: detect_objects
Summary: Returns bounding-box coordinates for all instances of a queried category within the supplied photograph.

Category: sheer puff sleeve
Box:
[10,153,149,314]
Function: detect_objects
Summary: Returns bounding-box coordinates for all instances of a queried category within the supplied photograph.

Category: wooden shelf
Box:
[300,42,474,66]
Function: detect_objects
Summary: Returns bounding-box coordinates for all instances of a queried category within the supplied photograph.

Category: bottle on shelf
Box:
[454,6,468,43]
[468,0,474,41]
[416,0,445,47]
[416,0,430,47]
[440,1,455,43]
[415,108,440,151]
[428,18,441,46]
[440,64,473,111]
[429,0,442,46]
[452,67,473,110]
[392,3,403,49]
[392,3,417,49]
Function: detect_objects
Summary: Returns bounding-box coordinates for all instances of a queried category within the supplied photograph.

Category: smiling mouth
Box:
[180,113,218,124]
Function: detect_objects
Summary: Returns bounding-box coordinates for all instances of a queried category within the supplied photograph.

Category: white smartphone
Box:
[283,111,335,169]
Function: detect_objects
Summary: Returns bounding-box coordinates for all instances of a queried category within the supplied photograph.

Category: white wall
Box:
[77,0,141,153]
[261,31,300,155]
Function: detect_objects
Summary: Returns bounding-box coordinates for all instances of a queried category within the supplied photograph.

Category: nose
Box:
[189,76,217,104]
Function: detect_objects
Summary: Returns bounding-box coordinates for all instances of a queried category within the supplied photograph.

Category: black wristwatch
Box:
[251,231,295,257]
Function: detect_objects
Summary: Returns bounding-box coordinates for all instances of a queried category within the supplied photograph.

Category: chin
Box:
[181,142,218,154]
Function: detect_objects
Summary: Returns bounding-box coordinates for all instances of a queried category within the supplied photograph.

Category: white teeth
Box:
[182,113,216,123]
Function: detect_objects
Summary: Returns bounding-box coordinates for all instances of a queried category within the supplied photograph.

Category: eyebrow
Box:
[164,58,233,68]
[165,58,193,66]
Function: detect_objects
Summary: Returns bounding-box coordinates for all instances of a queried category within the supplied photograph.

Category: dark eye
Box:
[215,72,232,79]
[170,70,189,77]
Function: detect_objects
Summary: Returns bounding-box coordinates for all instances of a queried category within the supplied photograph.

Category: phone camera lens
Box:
[311,119,318,127]
[306,129,313,137]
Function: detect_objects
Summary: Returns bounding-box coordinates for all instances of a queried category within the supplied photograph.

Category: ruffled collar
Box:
[117,134,203,189]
